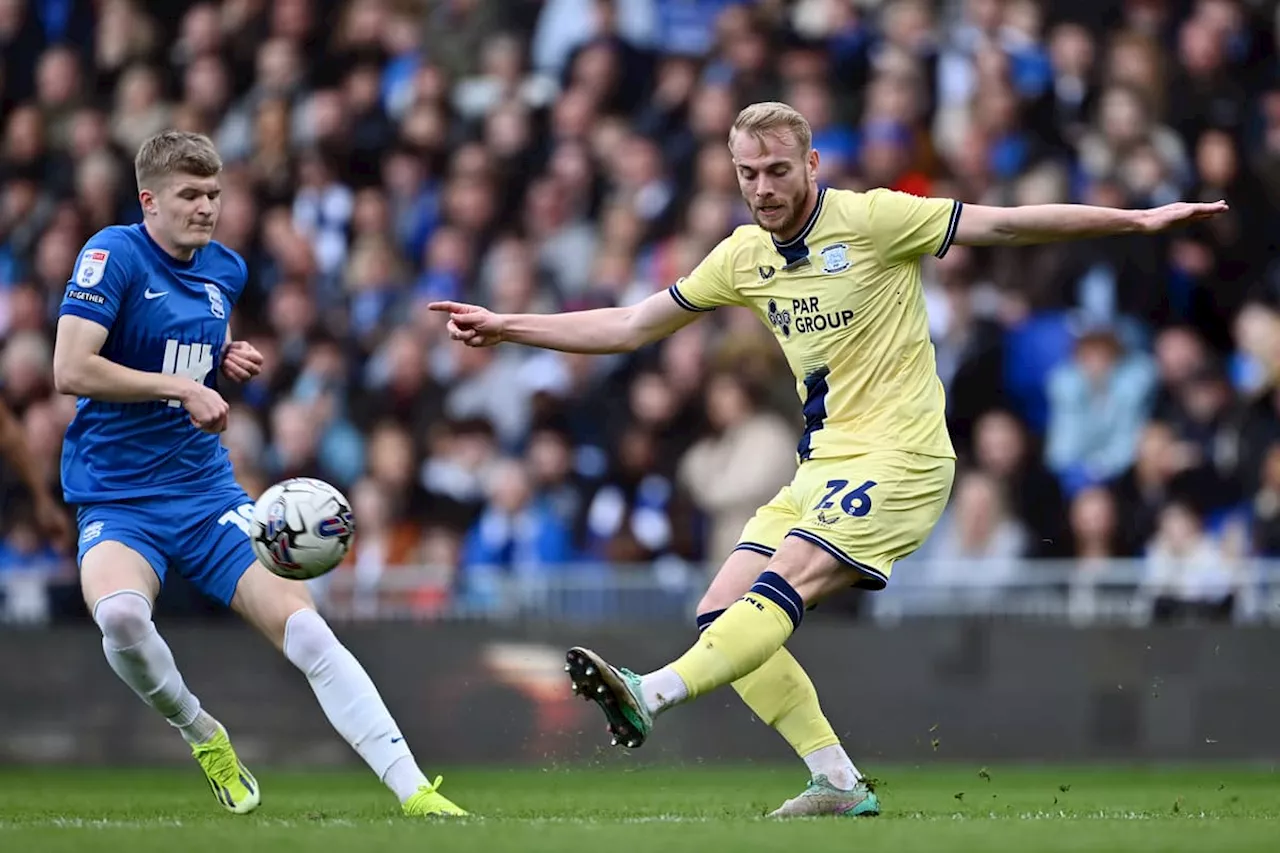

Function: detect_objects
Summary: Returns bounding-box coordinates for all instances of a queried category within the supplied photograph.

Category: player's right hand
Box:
[181,383,229,433]
[427,301,506,347]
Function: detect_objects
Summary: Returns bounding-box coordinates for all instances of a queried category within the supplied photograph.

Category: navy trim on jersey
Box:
[771,187,826,268]
[796,366,831,461]
[667,283,714,312]
[936,200,963,259]
[733,541,777,558]
[773,187,826,248]
[786,530,890,591]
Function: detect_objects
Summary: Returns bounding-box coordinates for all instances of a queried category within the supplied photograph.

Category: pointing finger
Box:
[429,301,473,314]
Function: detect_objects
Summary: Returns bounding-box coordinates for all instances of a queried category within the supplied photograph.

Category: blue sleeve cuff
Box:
[58,300,115,328]
[936,200,963,258]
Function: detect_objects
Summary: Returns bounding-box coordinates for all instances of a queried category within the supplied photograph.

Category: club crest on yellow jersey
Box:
[819,243,850,274]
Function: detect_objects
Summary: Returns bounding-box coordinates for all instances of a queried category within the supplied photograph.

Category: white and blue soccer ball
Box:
[251,477,355,580]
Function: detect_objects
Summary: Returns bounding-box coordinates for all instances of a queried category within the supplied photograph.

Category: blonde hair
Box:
[730,101,813,152]
[134,130,222,190]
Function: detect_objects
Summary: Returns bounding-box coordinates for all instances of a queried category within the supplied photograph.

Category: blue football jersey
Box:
[59,224,247,504]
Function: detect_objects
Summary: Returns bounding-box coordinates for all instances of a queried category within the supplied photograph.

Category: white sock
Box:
[804,743,861,790]
[94,590,221,746]
[384,755,429,800]
[639,667,688,717]
[283,608,427,803]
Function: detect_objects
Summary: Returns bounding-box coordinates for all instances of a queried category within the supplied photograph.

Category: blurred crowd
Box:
[4,0,1280,621]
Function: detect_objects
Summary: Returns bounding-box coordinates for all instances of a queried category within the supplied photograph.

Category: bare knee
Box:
[80,541,160,613]
[230,561,318,650]
[93,591,154,647]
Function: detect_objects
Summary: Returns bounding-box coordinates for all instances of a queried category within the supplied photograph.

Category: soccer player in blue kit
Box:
[53,131,467,817]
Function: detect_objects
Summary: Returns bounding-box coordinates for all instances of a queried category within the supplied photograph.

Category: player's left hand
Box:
[1138,200,1229,233]
[222,340,264,382]
[33,493,72,551]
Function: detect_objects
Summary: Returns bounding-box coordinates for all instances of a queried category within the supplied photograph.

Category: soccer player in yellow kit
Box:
[431,102,1225,817]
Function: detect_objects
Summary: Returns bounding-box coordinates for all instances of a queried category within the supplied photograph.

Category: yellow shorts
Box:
[735,450,955,590]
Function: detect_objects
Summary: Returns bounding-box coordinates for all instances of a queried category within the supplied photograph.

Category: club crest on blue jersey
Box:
[820,244,850,274]
[205,283,226,319]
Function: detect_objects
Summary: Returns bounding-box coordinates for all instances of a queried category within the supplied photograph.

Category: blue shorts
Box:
[76,482,258,606]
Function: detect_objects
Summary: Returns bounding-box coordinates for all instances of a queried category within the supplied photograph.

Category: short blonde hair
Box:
[134,130,222,190]
[730,101,813,152]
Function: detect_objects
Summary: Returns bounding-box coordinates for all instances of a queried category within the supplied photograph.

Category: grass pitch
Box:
[1,764,1276,852]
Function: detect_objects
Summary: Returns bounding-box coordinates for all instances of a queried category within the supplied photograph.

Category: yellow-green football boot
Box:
[191,726,260,815]
[402,776,469,817]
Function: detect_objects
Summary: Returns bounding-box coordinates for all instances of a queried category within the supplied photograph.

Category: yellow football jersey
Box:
[669,187,961,462]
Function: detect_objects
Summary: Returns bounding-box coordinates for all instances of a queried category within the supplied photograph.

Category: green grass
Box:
[1,764,1277,852]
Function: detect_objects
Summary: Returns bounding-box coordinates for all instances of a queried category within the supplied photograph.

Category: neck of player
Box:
[144,222,197,263]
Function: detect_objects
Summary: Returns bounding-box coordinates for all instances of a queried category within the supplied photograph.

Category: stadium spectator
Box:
[524,423,594,548]
[926,244,1005,456]
[677,369,797,562]
[1249,442,1280,556]
[1067,484,1126,560]
[1045,323,1158,495]
[1140,498,1242,623]
[897,468,1029,614]
[924,468,1029,564]
[458,455,577,613]
[971,408,1067,556]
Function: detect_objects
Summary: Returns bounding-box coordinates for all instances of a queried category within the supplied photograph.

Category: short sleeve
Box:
[666,235,740,312]
[59,230,134,329]
[864,189,963,265]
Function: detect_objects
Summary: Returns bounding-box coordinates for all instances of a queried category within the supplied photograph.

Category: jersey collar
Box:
[770,187,826,269]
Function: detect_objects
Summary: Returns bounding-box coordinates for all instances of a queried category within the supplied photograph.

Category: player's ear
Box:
[807,148,819,181]
[138,188,157,217]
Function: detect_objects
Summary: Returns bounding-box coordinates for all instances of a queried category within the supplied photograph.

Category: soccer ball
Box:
[250,477,355,580]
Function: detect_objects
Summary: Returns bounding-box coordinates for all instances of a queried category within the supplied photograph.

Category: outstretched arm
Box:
[429,290,700,354]
[953,200,1228,247]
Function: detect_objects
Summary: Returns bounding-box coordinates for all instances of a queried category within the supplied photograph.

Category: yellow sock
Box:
[732,647,840,757]
[670,575,801,699]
